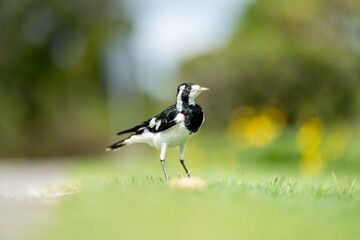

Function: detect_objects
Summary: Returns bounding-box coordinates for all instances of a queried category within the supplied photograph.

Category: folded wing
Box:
[116,105,181,136]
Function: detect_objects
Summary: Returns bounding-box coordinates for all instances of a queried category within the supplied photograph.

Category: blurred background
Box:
[1,0,360,176]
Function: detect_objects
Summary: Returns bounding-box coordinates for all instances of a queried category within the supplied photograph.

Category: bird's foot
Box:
[177,171,191,178]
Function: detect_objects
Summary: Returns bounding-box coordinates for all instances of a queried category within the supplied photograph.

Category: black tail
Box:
[108,120,150,151]
[105,139,127,151]
[117,120,150,136]
[117,126,139,135]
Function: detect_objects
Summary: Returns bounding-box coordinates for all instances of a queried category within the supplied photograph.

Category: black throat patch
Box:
[181,103,204,134]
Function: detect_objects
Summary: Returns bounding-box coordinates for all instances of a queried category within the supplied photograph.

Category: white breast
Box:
[152,122,194,149]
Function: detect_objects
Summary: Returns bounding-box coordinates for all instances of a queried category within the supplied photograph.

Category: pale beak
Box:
[196,87,210,92]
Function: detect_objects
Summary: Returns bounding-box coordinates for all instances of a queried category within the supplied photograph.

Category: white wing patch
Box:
[149,109,184,132]
[150,117,163,131]
[149,118,156,128]
[155,120,162,130]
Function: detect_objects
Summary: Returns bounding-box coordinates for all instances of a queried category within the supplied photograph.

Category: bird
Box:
[106,82,209,180]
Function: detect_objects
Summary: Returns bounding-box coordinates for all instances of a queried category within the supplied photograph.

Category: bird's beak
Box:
[196,87,210,92]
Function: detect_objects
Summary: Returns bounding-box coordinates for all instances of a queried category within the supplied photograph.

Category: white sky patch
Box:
[130,1,241,64]
[108,0,248,100]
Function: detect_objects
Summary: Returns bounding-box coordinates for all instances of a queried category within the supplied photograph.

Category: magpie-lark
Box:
[106,83,209,180]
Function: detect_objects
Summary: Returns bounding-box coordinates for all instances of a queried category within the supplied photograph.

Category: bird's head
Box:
[176,83,209,106]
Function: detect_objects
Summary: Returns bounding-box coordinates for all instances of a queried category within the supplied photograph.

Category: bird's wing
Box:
[148,105,182,133]
[116,105,182,135]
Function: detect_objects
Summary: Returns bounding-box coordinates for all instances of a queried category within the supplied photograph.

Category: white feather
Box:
[155,120,162,130]
[149,118,156,128]
[176,85,185,110]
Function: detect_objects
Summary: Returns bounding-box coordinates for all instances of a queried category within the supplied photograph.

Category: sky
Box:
[106,0,248,100]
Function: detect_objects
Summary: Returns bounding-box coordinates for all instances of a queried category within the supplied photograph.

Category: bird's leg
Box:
[160,160,168,181]
[179,144,190,177]
[160,144,169,181]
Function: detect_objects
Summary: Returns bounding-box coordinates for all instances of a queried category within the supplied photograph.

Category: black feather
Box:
[149,105,180,133]
[106,139,126,151]
[117,119,150,135]
[116,105,180,137]
[182,103,204,133]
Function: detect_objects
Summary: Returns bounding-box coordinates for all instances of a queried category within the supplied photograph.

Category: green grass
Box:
[40,130,360,240]
[38,159,359,240]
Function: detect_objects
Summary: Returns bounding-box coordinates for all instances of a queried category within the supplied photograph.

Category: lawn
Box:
[39,129,360,240]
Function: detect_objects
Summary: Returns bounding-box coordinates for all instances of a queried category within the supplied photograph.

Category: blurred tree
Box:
[0,0,130,157]
[180,0,360,126]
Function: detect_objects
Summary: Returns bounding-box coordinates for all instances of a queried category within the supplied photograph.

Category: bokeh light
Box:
[297,118,349,176]
[228,106,286,150]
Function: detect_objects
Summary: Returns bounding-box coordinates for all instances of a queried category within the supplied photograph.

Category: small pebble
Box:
[168,177,206,189]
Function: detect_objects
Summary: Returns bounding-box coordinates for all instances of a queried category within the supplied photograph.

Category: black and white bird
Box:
[106,83,209,180]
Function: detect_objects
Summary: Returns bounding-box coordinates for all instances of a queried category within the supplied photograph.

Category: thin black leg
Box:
[179,144,190,177]
[180,159,190,177]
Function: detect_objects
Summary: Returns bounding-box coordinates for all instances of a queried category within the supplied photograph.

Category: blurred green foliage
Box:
[1,0,360,157]
[181,0,360,126]
[0,0,129,156]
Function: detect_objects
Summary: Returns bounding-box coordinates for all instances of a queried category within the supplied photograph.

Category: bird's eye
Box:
[186,86,191,91]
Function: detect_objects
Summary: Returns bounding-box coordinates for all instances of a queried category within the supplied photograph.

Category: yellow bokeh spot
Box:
[296,119,350,176]
[322,127,349,161]
[244,115,276,147]
[300,151,324,176]
[296,117,323,154]
[228,106,286,149]
[229,118,248,139]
